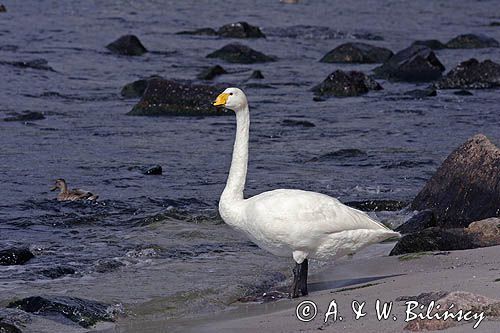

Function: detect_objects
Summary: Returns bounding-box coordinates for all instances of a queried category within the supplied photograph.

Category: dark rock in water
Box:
[0,59,54,71]
[312,70,382,97]
[346,199,408,212]
[127,78,225,116]
[39,266,76,279]
[4,111,45,122]
[453,89,473,96]
[373,45,445,82]
[396,210,437,234]
[106,35,147,56]
[0,4,6,13]
[281,119,315,128]
[217,22,265,38]
[0,322,21,333]
[490,21,500,27]
[144,165,162,175]
[389,227,474,255]
[176,27,218,36]
[249,70,264,79]
[94,259,124,273]
[411,134,500,228]
[0,247,34,265]
[351,32,384,41]
[197,65,227,80]
[319,42,393,63]
[312,96,327,102]
[445,34,499,49]
[309,148,367,162]
[411,39,446,50]
[434,59,500,89]
[206,43,276,64]
[7,296,115,328]
[120,75,162,98]
[404,88,437,98]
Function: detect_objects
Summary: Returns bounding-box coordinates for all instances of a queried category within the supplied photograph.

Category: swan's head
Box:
[213,87,248,112]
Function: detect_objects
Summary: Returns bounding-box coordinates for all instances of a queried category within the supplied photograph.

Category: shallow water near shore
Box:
[0,0,499,330]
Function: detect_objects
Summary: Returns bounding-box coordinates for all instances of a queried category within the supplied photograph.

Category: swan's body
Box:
[213,88,399,297]
[51,179,99,202]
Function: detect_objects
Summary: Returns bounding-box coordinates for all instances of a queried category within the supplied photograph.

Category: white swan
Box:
[213,88,400,298]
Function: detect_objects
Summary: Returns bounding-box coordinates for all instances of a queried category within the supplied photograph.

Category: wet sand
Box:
[100,244,500,333]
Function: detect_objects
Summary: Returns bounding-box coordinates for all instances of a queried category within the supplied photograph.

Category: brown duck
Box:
[51,179,99,201]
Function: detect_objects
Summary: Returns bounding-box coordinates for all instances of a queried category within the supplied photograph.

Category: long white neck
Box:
[221,105,250,203]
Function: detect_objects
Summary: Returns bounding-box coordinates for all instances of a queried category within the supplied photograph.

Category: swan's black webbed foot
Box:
[290,258,309,298]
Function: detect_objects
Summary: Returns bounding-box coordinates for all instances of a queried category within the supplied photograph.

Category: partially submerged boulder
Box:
[445,33,499,49]
[404,88,437,98]
[197,65,227,80]
[320,42,393,63]
[3,111,45,122]
[312,70,382,97]
[106,35,147,56]
[120,75,162,98]
[127,78,225,116]
[465,218,500,247]
[373,45,445,82]
[0,247,34,265]
[434,59,500,89]
[411,134,500,228]
[7,296,117,328]
[0,59,54,71]
[248,70,264,79]
[217,22,265,38]
[411,39,446,50]
[0,4,6,13]
[206,43,276,64]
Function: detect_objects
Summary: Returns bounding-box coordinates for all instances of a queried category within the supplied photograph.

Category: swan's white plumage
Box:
[215,87,400,264]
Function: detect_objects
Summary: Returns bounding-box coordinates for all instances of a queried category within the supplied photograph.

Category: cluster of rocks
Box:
[177,21,265,39]
[413,33,499,49]
[390,134,500,255]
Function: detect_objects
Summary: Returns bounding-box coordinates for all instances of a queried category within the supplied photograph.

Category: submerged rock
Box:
[0,4,6,13]
[445,33,499,49]
[404,88,437,98]
[281,119,315,128]
[396,210,437,234]
[127,78,224,116]
[248,70,264,79]
[309,148,367,162]
[346,199,407,212]
[319,42,393,63]
[412,134,500,228]
[312,70,382,97]
[373,45,445,82]
[0,247,34,265]
[411,39,446,50]
[197,65,227,80]
[176,27,218,36]
[0,59,54,71]
[39,266,76,279]
[3,111,45,122]
[144,165,162,175]
[106,35,147,56]
[434,59,500,89]
[206,43,276,64]
[217,22,265,38]
[453,89,473,96]
[7,296,116,328]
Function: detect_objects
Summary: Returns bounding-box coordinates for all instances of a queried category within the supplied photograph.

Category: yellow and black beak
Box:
[213,92,229,107]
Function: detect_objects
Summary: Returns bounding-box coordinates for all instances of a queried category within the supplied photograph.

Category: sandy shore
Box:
[99,244,500,333]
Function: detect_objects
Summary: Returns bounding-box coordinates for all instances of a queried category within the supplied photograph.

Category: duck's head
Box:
[213,87,248,112]
[51,178,67,191]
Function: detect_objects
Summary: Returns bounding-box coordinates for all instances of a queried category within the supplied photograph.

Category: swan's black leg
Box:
[290,259,309,298]
[300,259,308,296]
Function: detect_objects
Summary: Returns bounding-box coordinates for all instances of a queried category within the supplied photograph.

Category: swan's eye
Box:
[229,93,233,96]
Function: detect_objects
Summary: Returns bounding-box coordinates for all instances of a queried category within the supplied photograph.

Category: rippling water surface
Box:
[0,0,499,327]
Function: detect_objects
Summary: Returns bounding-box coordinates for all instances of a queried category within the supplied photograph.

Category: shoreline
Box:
[98,244,500,333]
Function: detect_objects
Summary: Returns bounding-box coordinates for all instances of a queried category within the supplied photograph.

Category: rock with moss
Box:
[127,78,227,116]
[434,59,500,89]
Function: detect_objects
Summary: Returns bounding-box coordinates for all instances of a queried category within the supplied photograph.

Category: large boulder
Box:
[206,43,276,64]
[0,247,34,265]
[319,42,393,63]
[445,33,499,49]
[217,22,265,38]
[312,70,382,97]
[197,65,227,80]
[7,296,117,328]
[434,59,500,89]
[106,35,147,56]
[373,45,445,82]
[127,78,226,116]
[121,76,159,98]
[412,134,500,228]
